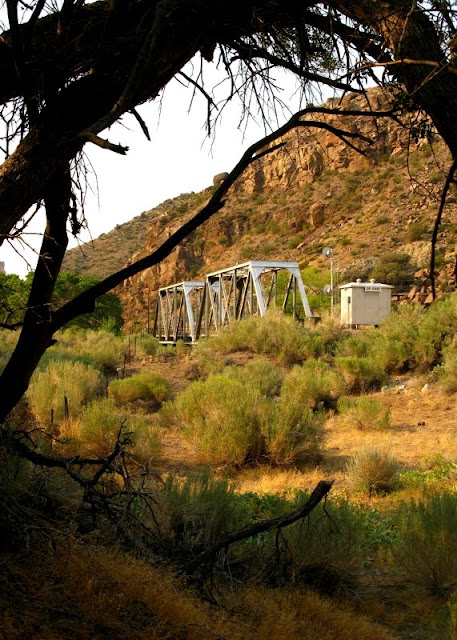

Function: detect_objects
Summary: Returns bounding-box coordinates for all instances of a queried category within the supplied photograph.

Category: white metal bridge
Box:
[152,260,313,344]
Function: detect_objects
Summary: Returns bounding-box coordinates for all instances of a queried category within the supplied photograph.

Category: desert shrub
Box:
[265,365,331,462]
[41,328,126,373]
[202,310,335,365]
[109,370,171,407]
[283,360,346,410]
[335,356,386,392]
[157,470,249,551]
[129,413,162,462]
[438,345,457,393]
[223,357,284,397]
[406,221,428,242]
[345,447,399,495]
[78,399,162,458]
[267,404,325,463]
[78,398,122,455]
[27,360,102,423]
[337,396,391,430]
[170,375,268,465]
[414,295,457,370]
[370,252,414,290]
[393,493,457,595]
[136,334,162,356]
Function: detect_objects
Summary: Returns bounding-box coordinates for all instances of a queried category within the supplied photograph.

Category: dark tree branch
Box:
[131,107,151,141]
[81,131,129,155]
[230,40,363,94]
[183,480,334,574]
[430,155,457,298]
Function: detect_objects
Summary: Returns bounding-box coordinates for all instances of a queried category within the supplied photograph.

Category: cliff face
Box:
[63,90,457,331]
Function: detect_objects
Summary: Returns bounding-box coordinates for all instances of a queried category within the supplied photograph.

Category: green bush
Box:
[27,360,102,424]
[223,357,284,397]
[136,334,162,356]
[393,493,457,595]
[337,396,391,430]
[370,252,414,290]
[283,360,346,410]
[267,403,325,463]
[406,221,428,242]
[79,398,122,455]
[202,310,335,365]
[335,356,386,392]
[109,370,171,407]
[438,346,457,393]
[345,447,399,495]
[170,375,268,465]
[41,328,126,373]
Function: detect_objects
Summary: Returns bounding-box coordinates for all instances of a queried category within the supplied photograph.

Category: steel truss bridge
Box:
[153,260,313,344]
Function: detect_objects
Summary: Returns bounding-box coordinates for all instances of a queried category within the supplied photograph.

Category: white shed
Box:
[339,279,394,328]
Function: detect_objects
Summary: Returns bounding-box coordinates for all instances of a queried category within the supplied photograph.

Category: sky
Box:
[1,62,316,278]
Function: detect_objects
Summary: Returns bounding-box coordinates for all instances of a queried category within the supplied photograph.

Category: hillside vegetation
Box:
[2,295,457,638]
[62,90,457,331]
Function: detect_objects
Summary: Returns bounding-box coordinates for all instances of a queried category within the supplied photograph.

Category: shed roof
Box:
[339,281,394,290]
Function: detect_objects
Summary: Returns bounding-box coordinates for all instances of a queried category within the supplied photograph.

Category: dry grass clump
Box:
[109,370,171,408]
[27,360,102,424]
[345,446,400,495]
[337,396,391,430]
[393,493,457,595]
[0,525,395,640]
[235,587,396,640]
[129,412,162,462]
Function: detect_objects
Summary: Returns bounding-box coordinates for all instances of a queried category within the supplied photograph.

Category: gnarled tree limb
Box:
[183,480,334,574]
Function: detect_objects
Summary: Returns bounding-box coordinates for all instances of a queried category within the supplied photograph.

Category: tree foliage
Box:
[0,271,123,331]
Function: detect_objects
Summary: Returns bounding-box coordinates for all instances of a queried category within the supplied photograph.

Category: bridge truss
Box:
[153,261,313,344]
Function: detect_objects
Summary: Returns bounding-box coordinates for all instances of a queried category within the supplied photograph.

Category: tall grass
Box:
[27,360,102,424]
[0,329,17,374]
[393,493,457,595]
[157,470,249,550]
[78,398,123,455]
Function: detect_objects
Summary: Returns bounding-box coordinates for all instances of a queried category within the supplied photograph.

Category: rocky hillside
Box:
[63,89,457,330]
